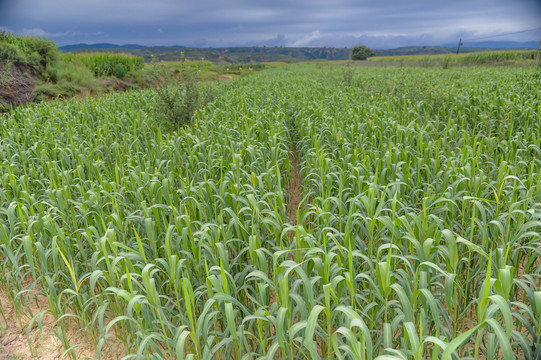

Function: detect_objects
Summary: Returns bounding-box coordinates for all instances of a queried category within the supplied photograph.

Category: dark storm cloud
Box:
[1,0,540,48]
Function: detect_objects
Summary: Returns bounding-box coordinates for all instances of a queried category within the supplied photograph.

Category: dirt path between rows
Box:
[286,151,303,225]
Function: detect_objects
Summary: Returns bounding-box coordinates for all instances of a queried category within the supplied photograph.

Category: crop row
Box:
[62,52,145,78]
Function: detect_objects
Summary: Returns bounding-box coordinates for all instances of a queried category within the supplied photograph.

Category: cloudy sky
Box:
[0,0,540,48]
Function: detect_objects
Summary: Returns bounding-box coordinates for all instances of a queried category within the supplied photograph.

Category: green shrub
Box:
[0,32,58,70]
[113,63,128,78]
[154,56,216,129]
[26,51,42,68]
[24,36,58,68]
[0,42,25,63]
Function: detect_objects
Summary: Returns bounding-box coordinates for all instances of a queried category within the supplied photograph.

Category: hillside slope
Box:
[0,62,35,111]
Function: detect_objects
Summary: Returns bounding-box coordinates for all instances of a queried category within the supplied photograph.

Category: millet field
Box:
[1,64,541,359]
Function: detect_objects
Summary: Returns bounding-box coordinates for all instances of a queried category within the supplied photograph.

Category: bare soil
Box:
[286,152,303,225]
[0,63,35,110]
[102,78,131,92]
[0,286,99,360]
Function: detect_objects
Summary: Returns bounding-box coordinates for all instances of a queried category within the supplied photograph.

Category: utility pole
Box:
[456,38,463,55]
[537,36,541,61]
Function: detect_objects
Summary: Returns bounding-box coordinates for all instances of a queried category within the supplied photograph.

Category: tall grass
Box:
[0,64,540,359]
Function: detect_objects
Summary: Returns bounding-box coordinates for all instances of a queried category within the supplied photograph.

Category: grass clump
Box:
[33,81,79,99]
[33,55,104,100]
[47,56,99,87]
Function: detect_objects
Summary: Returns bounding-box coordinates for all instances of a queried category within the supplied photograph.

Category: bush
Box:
[351,45,376,60]
[154,55,216,129]
[24,37,58,68]
[0,42,25,63]
[0,32,58,70]
[113,63,128,78]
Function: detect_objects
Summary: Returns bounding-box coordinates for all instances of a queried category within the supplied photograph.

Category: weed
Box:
[0,61,13,88]
[154,53,216,129]
[442,56,452,69]
[340,61,358,86]
[9,353,25,360]
[34,81,81,101]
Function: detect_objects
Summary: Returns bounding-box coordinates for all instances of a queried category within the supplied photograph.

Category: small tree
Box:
[351,45,375,60]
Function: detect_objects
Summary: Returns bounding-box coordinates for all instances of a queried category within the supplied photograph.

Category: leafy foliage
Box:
[0,31,58,70]
[351,45,376,60]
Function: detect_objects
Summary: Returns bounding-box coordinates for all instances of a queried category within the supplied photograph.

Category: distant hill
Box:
[59,41,540,63]
[60,43,155,50]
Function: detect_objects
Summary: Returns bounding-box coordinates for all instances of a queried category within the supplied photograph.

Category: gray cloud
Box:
[0,0,540,48]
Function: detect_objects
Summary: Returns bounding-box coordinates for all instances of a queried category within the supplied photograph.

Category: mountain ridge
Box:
[60,40,539,52]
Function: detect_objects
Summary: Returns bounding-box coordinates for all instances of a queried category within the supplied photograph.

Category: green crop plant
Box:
[62,52,144,78]
[0,63,540,359]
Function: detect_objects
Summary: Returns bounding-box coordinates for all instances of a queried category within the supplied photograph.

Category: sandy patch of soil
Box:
[0,287,98,360]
